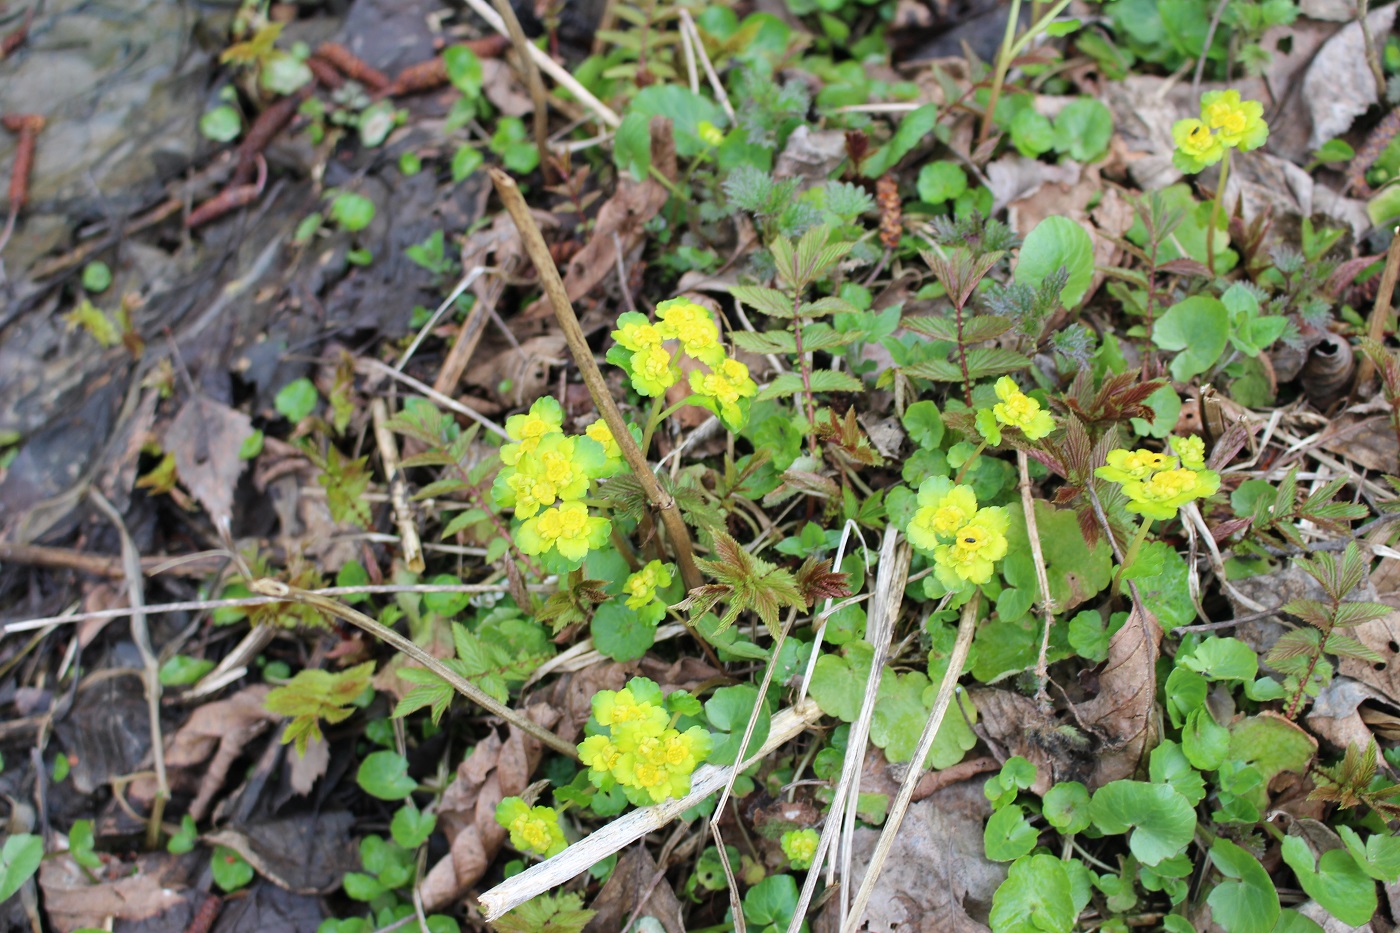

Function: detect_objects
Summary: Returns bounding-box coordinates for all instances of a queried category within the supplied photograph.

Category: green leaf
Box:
[1067,610,1109,662]
[1052,98,1114,162]
[1208,838,1280,933]
[613,111,651,180]
[705,684,770,766]
[1338,826,1400,882]
[391,800,437,849]
[916,161,968,204]
[1089,781,1196,866]
[809,641,872,722]
[989,853,1078,933]
[1014,216,1095,308]
[901,400,945,449]
[329,192,375,232]
[68,820,102,870]
[167,815,198,855]
[984,805,1039,861]
[81,261,113,293]
[1132,542,1195,632]
[863,104,939,177]
[742,873,800,927]
[274,377,319,422]
[343,870,387,901]
[757,370,863,400]
[1226,714,1317,813]
[628,85,723,158]
[1149,740,1206,806]
[591,599,657,662]
[1182,636,1258,682]
[357,750,417,800]
[1043,781,1092,834]
[159,654,216,687]
[1182,706,1230,771]
[444,45,483,98]
[1002,500,1113,612]
[200,105,243,143]
[876,669,977,768]
[0,834,42,902]
[211,845,255,892]
[451,146,484,183]
[1010,108,1055,158]
[1153,296,1230,381]
[1280,836,1377,926]
[1312,138,1355,164]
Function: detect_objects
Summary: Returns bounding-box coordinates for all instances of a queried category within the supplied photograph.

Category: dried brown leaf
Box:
[1077,603,1161,787]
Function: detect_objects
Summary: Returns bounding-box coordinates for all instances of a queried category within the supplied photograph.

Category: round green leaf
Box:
[1010,108,1055,158]
[627,85,723,159]
[211,845,254,892]
[81,261,113,293]
[916,161,968,204]
[1153,295,1230,381]
[1014,216,1095,309]
[742,872,800,926]
[444,46,483,98]
[199,105,243,143]
[1181,637,1258,682]
[391,801,438,850]
[451,145,484,183]
[1149,740,1206,806]
[901,400,945,449]
[705,684,770,765]
[984,805,1039,861]
[357,751,417,800]
[329,192,376,232]
[1182,706,1230,771]
[591,599,657,662]
[274,377,319,422]
[1280,836,1377,926]
[423,574,470,618]
[1043,781,1092,834]
[1207,838,1280,933]
[159,655,216,687]
[1052,98,1114,162]
[1089,780,1195,866]
[990,853,1077,933]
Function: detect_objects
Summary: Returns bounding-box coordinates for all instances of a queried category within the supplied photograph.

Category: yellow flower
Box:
[629,345,678,397]
[517,501,610,562]
[501,397,564,466]
[1095,448,1178,485]
[585,419,623,460]
[495,797,566,858]
[933,506,1010,588]
[1172,118,1225,173]
[656,297,725,367]
[991,376,1055,440]
[497,434,592,518]
[1170,434,1206,471]
[689,357,757,430]
[624,559,673,609]
[907,477,978,553]
[1200,90,1268,151]
[697,120,725,147]
[612,312,668,353]
[782,829,820,870]
[578,733,621,778]
[593,686,667,732]
[1121,466,1221,521]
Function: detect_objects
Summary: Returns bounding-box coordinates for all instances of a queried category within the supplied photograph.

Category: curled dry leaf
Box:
[203,811,356,895]
[40,852,188,933]
[165,396,255,531]
[1077,603,1162,787]
[582,845,686,933]
[1302,4,1397,150]
[420,702,561,911]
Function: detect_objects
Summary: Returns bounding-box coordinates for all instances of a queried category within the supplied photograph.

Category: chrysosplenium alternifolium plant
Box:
[1171,89,1269,174]
[492,396,623,563]
[577,677,712,807]
[494,796,567,858]
[1095,435,1220,521]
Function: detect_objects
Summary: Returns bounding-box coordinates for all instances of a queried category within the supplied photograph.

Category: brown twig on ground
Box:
[0,7,33,60]
[371,399,425,574]
[0,541,226,578]
[314,42,389,92]
[233,91,304,186]
[186,155,266,229]
[304,53,345,90]
[1,112,43,252]
[381,38,512,97]
[1354,227,1400,389]
[248,579,580,758]
[912,755,1001,802]
[87,489,169,850]
[489,0,551,180]
[488,166,703,591]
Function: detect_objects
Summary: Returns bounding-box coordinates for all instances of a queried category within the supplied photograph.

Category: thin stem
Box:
[979,0,1023,147]
[489,167,702,591]
[1021,450,1058,703]
[640,393,668,459]
[250,580,580,759]
[1112,516,1156,597]
[953,440,988,485]
[1206,147,1231,278]
[792,288,820,456]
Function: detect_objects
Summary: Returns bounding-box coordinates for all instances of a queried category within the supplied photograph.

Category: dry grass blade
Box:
[476,699,824,921]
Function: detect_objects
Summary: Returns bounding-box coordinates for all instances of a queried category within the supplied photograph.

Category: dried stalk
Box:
[248,579,579,759]
[488,166,702,591]
[1021,450,1057,702]
[489,0,551,175]
[371,399,424,574]
[1355,226,1400,389]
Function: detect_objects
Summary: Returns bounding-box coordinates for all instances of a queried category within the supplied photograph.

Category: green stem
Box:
[953,441,988,485]
[1112,516,1155,597]
[979,0,1023,147]
[1206,147,1231,277]
[639,393,668,458]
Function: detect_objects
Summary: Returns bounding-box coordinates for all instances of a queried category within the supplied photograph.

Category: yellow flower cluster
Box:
[608,298,757,431]
[1172,90,1268,174]
[494,797,567,858]
[494,397,616,563]
[1095,435,1220,521]
[624,559,674,626]
[907,476,1010,589]
[977,376,1056,445]
[577,678,713,807]
[781,829,820,870]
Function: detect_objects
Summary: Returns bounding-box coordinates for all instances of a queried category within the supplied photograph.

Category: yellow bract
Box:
[579,679,714,807]
[1095,437,1220,521]
[1172,90,1269,174]
[991,376,1055,440]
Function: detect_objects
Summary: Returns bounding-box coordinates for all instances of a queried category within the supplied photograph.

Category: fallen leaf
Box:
[1307,678,1385,752]
[1340,609,1400,705]
[971,688,1089,794]
[420,703,560,911]
[40,852,188,933]
[287,734,329,796]
[165,395,254,530]
[1077,603,1161,787]
[1302,5,1397,150]
[583,845,685,933]
[839,780,1005,933]
[774,126,848,188]
[204,810,357,894]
